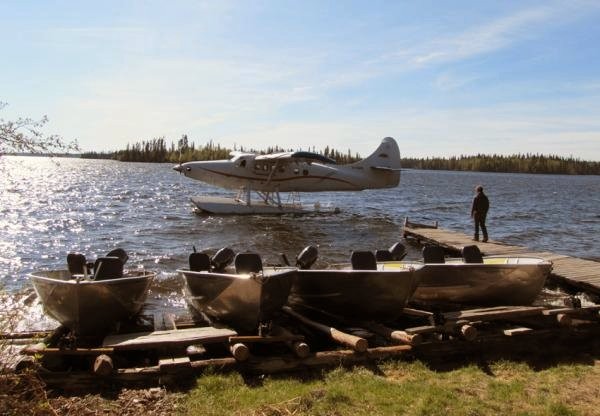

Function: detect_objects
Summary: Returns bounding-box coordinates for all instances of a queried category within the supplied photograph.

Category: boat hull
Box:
[30,269,155,335]
[287,267,420,321]
[393,256,552,306]
[180,268,296,333]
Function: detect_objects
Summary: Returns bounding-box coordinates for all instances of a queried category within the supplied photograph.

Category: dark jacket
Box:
[471,191,489,217]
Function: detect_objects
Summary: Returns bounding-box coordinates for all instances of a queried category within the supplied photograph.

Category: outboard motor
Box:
[106,248,129,265]
[93,257,124,280]
[211,247,235,272]
[375,249,393,262]
[296,245,318,270]
[67,253,87,275]
[189,246,211,271]
[388,242,407,261]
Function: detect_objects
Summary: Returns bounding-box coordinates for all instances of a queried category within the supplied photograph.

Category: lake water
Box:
[1,156,599,331]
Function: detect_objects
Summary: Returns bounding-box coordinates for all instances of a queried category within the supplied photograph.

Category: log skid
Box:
[7,302,600,389]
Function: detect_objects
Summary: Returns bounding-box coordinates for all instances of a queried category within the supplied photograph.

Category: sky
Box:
[1,1,600,159]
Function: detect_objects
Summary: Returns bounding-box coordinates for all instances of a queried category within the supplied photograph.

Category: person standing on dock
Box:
[471,185,489,242]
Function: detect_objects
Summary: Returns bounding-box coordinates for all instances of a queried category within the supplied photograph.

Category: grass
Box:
[182,359,600,416]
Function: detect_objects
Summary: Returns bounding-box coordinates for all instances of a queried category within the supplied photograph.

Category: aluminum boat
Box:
[179,251,296,333]
[383,249,552,307]
[283,249,421,321]
[30,268,154,335]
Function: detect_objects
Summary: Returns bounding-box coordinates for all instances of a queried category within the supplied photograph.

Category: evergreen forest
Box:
[80,136,600,175]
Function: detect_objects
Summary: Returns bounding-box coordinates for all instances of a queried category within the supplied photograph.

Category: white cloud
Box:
[375,3,594,72]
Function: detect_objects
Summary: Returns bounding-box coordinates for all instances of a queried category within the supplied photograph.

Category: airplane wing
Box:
[229,151,255,158]
[255,151,336,164]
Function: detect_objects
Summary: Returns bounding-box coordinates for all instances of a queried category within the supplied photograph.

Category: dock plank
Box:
[103,327,238,350]
[403,220,600,296]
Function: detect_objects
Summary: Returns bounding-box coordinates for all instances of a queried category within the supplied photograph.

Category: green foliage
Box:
[80,135,600,175]
[401,153,600,175]
[81,135,362,164]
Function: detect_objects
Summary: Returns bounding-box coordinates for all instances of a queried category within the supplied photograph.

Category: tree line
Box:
[80,135,363,164]
[3,100,598,175]
[79,136,600,175]
[401,154,600,175]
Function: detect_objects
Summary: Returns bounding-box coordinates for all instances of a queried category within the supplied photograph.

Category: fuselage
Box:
[174,137,401,192]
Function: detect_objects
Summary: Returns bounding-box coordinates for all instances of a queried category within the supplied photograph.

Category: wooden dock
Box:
[402,218,600,297]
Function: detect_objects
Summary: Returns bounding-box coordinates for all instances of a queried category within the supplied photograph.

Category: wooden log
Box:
[542,306,600,318]
[189,357,237,370]
[271,326,310,358]
[229,334,304,344]
[543,306,600,314]
[404,325,440,335]
[38,345,413,388]
[186,344,207,356]
[444,306,545,322]
[556,313,572,327]
[158,357,192,373]
[21,345,114,356]
[240,345,412,374]
[437,320,475,340]
[93,354,114,376]
[230,343,250,361]
[282,307,368,352]
[290,340,310,358]
[0,330,52,340]
[459,324,477,341]
[503,327,533,336]
[402,307,435,320]
[361,321,422,346]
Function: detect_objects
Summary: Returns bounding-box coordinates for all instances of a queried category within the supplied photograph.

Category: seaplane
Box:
[173,137,401,215]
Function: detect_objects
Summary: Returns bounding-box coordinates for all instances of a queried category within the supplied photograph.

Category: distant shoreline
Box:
[4,149,600,175]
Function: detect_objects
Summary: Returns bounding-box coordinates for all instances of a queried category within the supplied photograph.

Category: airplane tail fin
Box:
[351,137,401,188]
[353,137,401,170]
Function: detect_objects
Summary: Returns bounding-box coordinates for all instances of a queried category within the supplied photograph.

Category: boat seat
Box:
[67,253,87,275]
[389,242,407,261]
[235,253,263,274]
[189,252,211,272]
[462,245,483,263]
[106,248,129,265]
[93,257,124,280]
[375,250,393,262]
[296,245,318,269]
[211,247,235,272]
[422,245,445,263]
[351,250,377,270]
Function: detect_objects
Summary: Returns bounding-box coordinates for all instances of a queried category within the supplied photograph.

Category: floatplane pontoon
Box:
[173,137,401,215]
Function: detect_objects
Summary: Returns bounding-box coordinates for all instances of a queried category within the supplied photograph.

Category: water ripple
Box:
[1,156,599,324]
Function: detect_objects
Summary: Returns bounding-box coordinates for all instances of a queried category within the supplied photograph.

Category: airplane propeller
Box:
[173,147,183,173]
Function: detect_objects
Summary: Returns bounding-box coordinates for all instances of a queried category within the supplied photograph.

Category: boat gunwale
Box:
[29,269,156,285]
[396,256,552,269]
[177,267,297,281]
